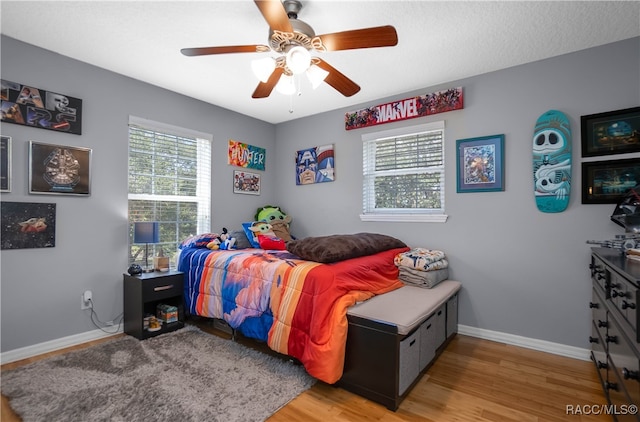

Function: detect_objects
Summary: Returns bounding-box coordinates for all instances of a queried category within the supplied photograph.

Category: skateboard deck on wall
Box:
[533,110,572,213]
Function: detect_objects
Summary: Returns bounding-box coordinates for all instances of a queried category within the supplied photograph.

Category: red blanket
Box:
[268,247,406,383]
[179,246,407,384]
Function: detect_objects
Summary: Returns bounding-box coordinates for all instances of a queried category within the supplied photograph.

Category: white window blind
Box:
[128,116,212,266]
[362,121,447,222]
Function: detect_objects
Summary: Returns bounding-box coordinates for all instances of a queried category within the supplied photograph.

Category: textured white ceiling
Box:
[1,1,639,124]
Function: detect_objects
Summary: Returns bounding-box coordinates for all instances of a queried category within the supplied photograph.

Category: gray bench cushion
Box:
[347,280,461,335]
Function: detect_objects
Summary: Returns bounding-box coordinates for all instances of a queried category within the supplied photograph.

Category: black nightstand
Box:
[123,270,185,340]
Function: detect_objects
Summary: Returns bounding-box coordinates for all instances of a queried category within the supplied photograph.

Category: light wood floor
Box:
[1,328,610,422]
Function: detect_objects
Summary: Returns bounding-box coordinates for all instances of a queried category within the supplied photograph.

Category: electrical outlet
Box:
[81,290,92,310]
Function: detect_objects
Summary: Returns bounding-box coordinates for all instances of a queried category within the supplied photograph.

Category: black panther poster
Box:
[0,80,82,135]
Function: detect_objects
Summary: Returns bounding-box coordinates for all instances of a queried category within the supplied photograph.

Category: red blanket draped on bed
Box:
[268,247,405,383]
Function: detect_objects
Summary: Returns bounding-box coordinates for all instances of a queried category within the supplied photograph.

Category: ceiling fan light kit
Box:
[306,64,329,90]
[251,57,277,83]
[181,0,398,102]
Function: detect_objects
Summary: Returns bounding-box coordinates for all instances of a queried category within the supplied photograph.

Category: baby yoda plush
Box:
[255,205,292,242]
[248,221,286,250]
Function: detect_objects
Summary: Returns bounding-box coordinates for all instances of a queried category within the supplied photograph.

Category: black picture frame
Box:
[580,106,640,157]
[29,141,92,196]
[582,158,640,204]
[0,135,11,192]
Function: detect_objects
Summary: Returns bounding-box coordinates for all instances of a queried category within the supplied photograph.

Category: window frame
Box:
[360,121,448,223]
[127,116,212,266]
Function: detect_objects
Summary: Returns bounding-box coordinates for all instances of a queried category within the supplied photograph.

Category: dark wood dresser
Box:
[590,247,639,420]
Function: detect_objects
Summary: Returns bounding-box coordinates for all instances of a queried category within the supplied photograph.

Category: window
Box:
[361,121,447,222]
[128,116,211,267]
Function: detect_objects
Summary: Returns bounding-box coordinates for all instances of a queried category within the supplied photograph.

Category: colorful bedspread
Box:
[178,247,407,383]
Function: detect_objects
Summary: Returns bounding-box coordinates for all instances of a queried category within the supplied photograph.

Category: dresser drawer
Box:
[142,274,183,301]
[592,287,608,344]
[608,314,640,409]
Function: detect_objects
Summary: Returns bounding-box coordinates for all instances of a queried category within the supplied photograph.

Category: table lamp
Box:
[133,222,159,273]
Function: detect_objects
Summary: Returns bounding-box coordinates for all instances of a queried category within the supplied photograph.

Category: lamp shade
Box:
[251,57,276,83]
[133,222,159,244]
[285,46,311,75]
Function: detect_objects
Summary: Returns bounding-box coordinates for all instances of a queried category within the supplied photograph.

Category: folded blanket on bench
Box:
[394,248,448,271]
[399,266,449,288]
[394,248,449,288]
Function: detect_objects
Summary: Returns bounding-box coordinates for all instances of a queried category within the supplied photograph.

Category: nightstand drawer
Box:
[142,274,183,301]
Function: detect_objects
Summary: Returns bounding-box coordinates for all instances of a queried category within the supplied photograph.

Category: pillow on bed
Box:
[230,229,252,249]
[286,232,407,263]
[241,222,261,248]
[179,233,219,249]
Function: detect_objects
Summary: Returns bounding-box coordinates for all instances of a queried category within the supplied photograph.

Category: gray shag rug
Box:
[2,325,316,422]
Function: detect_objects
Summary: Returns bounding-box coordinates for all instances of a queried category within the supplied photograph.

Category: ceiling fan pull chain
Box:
[289,90,294,114]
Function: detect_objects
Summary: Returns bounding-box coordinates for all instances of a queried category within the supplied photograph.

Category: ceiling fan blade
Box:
[314,25,398,51]
[254,0,293,33]
[314,58,360,97]
[181,45,270,56]
[252,67,285,98]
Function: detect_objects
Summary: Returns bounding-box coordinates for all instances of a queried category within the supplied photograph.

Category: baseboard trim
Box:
[458,324,591,361]
[1,327,122,365]
[1,324,591,365]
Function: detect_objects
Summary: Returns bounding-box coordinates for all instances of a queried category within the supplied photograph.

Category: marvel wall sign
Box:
[0,80,82,135]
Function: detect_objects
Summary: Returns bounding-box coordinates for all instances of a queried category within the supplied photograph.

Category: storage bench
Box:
[338,280,461,410]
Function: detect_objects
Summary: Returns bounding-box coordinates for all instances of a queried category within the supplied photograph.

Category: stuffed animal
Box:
[248,221,286,250]
[207,228,236,250]
[255,205,292,242]
[219,227,236,250]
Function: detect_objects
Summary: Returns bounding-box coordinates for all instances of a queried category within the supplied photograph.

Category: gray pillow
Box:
[229,230,252,249]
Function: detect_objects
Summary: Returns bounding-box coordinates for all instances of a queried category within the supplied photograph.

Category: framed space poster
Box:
[0,80,82,135]
[29,141,92,195]
[295,144,335,185]
[0,201,56,250]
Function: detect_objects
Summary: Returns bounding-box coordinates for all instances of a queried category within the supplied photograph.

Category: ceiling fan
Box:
[180,0,398,99]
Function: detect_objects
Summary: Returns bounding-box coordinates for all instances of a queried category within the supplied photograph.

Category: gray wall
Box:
[0,36,276,352]
[273,37,640,349]
[1,34,639,355]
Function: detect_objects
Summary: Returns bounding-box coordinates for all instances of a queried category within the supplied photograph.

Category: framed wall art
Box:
[582,157,640,204]
[0,135,11,192]
[295,144,335,185]
[0,201,56,250]
[0,80,82,135]
[456,134,505,193]
[233,170,261,195]
[228,140,266,171]
[581,106,640,157]
[29,141,92,196]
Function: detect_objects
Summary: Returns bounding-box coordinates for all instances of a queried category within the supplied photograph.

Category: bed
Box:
[177,232,409,384]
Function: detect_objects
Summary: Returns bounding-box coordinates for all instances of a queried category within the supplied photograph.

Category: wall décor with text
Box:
[1,80,82,135]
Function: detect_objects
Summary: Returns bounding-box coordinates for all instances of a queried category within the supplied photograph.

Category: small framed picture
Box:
[29,141,92,196]
[1,135,11,192]
[456,134,505,193]
[582,158,640,204]
[233,170,261,195]
[581,107,640,157]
